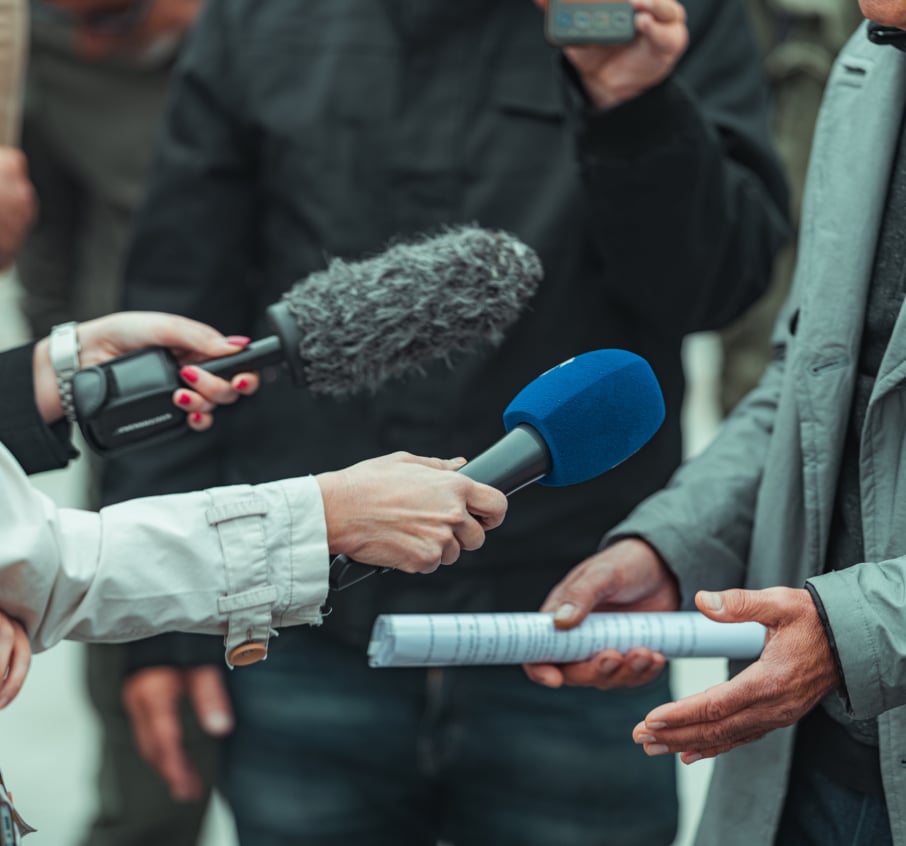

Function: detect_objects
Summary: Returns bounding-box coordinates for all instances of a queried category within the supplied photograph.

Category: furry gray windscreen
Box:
[283,227,543,397]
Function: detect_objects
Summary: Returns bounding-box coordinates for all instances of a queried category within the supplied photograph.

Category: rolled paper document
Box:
[367,612,766,668]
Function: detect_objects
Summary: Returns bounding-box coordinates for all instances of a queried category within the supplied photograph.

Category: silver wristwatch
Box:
[48,321,81,423]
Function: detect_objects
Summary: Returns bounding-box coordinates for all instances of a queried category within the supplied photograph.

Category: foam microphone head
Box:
[71,226,540,455]
[328,347,666,590]
[502,349,665,486]
[282,225,542,396]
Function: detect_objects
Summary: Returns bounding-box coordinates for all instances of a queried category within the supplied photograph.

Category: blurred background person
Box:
[104,1,790,845]
[12,2,212,845]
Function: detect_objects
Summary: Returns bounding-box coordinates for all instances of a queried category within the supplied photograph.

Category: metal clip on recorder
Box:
[71,303,305,455]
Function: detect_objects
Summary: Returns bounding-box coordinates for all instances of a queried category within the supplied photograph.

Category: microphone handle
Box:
[199,335,285,380]
[328,425,551,591]
[196,297,313,381]
[199,300,306,384]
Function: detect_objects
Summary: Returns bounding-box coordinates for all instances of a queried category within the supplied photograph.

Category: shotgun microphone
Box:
[329,349,665,590]
[72,226,542,454]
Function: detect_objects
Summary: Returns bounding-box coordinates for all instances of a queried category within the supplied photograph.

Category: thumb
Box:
[186,666,234,737]
[695,588,777,625]
[543,573,604,631]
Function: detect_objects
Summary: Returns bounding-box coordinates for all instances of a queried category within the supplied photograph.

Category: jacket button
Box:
[229,641,268,666]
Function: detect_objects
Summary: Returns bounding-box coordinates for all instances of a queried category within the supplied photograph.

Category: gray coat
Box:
[613,24,906,846]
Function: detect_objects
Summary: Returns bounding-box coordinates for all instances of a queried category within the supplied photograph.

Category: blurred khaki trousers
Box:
[0,0,26,146]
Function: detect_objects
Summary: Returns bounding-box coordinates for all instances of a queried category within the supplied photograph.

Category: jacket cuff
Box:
[807,568,882,719]
[0,342,77,474]
[576,78,703,162]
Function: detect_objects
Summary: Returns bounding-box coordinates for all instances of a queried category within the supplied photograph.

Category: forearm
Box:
[577,77,788,335]
[606,352,786,605]
[572,0,790,335]
[32,336,64,424]
[2,445,328,652]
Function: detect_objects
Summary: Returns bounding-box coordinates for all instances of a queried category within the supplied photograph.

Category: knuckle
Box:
[703,698,727,723]
[463,529,486,551]
[775,705,799,727]
[444,502,468,523]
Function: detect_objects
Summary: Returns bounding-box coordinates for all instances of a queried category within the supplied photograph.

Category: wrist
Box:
[33,337,65,424]
[581,78,636,110]
[315,470,354,555]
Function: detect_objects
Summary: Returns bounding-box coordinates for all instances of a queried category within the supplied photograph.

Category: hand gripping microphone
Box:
[329,348,666,590]
[71,227,542,455]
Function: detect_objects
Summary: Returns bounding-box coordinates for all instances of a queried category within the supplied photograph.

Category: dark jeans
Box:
[775,748,893,846]
[224,625,676,846]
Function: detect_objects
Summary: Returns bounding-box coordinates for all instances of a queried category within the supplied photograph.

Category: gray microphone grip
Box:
[328,425,551,591]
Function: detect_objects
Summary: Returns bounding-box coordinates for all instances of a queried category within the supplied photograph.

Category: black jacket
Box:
[106,0,789,655]
[0,343,75,474]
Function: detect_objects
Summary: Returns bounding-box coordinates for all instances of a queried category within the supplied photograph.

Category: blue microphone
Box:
[329,350,665,590]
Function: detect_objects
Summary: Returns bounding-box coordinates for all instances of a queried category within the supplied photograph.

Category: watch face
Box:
[49,321,81,374]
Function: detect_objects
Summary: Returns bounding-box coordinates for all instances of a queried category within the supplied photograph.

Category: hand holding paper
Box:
[525,537,686,689]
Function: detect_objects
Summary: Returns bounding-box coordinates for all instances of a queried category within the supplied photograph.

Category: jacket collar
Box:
[868,22,906,51]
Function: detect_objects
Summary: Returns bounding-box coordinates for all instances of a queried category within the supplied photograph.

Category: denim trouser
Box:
[775,749,893,846]
[224,625,676,846]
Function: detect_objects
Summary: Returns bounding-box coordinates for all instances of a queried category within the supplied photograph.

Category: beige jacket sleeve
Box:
[0,443,329,661]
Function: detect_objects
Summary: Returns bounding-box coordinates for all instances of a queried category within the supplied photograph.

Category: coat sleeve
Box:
[604,285,800,606]
[0,343,77,474]
[0,444,329,656]
[572,0,791,336]
[808,560,906,721]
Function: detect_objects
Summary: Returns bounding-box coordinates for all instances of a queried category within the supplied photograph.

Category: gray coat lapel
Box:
[793,28,906,561]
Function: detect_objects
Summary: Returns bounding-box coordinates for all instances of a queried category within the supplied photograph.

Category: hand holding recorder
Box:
[69,226,541,455]
[538,0,689,108]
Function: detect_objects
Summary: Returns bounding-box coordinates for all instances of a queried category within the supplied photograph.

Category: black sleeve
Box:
[123,633,224,676]
[568,0,791,336]
[0,343,77,474]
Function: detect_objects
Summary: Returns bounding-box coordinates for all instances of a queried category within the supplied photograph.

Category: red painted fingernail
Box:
[236,378,248,390]
[180,366,199,384]
[177,392,192,406]
[226,335,251,346]
[191,412,203,424]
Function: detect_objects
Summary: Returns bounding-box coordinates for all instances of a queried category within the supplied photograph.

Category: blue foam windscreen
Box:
[502,349,665,487]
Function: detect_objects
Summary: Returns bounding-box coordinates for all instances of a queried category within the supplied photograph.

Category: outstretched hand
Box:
[632,587,839,764]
